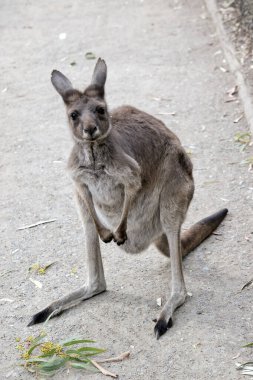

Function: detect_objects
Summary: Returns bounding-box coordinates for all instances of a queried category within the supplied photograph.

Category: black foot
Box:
[154,318,173,339]
[27,306,54,327]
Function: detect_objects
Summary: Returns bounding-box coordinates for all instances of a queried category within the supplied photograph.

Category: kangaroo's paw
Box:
[99,227,114,243]
[154,317,173,340]
[113,229,128,245]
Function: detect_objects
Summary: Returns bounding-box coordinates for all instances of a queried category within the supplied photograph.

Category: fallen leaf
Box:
[224,97,237,103]
[233,114,244,123]
[149,96,171,102]
[0,298,14,303]
[29,262,56,275]
[227,85,238,97]
[156,297,162,307]
[241,278,253,291]
[219,66,228,73]
[29,278,42,289]
[85,52,96,60]
[234,131,251,145]
[157,112,176,116]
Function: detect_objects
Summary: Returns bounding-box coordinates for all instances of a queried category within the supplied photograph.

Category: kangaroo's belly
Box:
[90,175,163,253]
[90,175,125,229]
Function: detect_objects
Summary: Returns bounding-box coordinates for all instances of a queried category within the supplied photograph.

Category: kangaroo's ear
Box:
[51,70,73,97]
[91,58,107,88]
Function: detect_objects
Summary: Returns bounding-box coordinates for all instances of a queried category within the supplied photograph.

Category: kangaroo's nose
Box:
[84,126,97,136]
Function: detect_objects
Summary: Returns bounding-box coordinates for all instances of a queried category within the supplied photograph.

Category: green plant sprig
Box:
[16,332,105,377]
[234,131,251,151]
[236,341,253,377]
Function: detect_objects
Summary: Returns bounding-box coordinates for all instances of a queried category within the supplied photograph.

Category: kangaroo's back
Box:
[110,105,187,178]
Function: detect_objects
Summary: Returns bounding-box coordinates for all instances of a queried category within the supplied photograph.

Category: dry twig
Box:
[17,219,56,230]
[98,351,130,364]
[91,360,118,378]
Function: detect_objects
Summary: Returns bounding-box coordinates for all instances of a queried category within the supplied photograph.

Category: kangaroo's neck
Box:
[75,134,114,170]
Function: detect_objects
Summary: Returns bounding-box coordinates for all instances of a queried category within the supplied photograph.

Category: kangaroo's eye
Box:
[96,106,105,115]
[70,111,79,121]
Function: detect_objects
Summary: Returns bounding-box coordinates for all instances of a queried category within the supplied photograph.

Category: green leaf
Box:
[65,349,85,355]
[26,358,50,364]
[38,356,67,372]
[43,262,56,271]
[65,346,105,359]
[85,52,96,60]
[27,343,42,356]
[66,355,90,363]
[70,361,98,373]
[76,347,105,354]
[27,333,47,355]
[243,342,253,348]
[237,362,253,375]
[237,362,253,369]
[70,362,91,369]
[61,338,96,346]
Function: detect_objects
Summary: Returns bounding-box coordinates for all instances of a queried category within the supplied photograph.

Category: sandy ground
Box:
[1,0,253,379]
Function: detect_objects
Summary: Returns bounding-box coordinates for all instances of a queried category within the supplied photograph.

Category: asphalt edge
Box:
[205,0,253,136]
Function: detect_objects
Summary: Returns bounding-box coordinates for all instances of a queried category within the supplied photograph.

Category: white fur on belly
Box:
[94,204,116,230]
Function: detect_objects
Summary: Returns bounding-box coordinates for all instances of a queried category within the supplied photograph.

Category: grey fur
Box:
[28,59,227,338]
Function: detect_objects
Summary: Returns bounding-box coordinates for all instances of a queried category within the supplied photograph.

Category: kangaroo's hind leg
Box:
[28,192,106,326]
[154,185,191,339]
[154,234,170,257]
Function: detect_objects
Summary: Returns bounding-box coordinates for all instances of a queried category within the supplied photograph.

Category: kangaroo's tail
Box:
[181,208,228,257]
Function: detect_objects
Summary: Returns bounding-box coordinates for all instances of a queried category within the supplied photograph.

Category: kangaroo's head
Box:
[51,58,110,143]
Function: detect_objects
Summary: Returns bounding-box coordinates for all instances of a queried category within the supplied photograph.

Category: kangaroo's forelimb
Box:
[76,182,114,243]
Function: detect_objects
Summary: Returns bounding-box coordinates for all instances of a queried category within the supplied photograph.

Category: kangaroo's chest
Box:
[77,162,124,206]
[71,144,131,228]
[89,171,124,206]
[81,169,124,229]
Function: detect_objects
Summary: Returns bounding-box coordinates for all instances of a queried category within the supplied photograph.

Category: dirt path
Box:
[1,0,252,379]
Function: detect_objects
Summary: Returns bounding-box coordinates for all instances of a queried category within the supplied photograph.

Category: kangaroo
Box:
[28,58,228,338]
